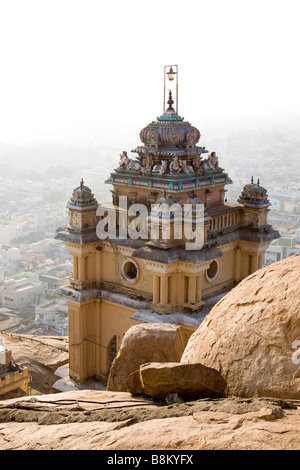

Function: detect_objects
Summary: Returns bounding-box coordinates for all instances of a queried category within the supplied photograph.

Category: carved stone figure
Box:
[199,152,220,172]
[118,150,141,171]
[169,156,182,174]
[127,160,141,171]
[200,158,215,171]
[119,151,129,168]
[209,152,219,169]
[193,156,202,172]
[180,160,194,174]
[153,160,168,174]
[141,155,153,174]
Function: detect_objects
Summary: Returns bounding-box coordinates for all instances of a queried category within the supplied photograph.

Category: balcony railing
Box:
[208,207,242,234]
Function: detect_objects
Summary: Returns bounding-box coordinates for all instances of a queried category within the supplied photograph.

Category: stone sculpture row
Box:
[118,151,220,175]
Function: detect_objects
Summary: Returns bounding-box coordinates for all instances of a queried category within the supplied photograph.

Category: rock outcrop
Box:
[139,362,227,399]
[107,324,185,392]
[182,254,300,399]
[0,333,69,397]
[0,390,300,450]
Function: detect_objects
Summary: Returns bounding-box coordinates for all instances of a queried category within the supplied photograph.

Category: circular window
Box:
[206,259,220,283]
[120,259,139,284]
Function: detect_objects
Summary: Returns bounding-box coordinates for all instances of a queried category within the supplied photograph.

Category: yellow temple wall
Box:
[68,298,140,382]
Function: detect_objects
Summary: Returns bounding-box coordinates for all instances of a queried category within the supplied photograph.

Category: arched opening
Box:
[123,261,138,280]
[120,258,139,284]
[206,259,220,283]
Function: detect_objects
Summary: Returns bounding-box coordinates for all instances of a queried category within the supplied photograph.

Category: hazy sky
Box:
[0,0,299,148]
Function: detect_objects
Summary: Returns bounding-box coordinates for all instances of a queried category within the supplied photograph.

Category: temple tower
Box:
[56,66,279,383]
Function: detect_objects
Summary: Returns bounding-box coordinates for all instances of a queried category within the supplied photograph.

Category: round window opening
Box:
[120,259,139,284]
[206,260,220,283]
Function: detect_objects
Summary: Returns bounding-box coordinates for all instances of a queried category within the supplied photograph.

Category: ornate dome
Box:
[68,179,98,207]
[151,194,180,210]
[139,92,200,148]
[140,122,200,147]
[181,191,204,219]
[238,178,269,206]
[181,191,203,206]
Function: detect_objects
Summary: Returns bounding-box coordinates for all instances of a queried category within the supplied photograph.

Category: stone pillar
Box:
[205,190,212,209]
[79,256,87,281]
[196,274,202,303]
[234,247,241,282]
[153,275,160,303]
[220,188,226,205]
[251,254,259,273]
[188,276,197,305]
[160,276,169,305]
[73,256,78,279]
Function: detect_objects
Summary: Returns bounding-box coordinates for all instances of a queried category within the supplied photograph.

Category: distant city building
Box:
[1,277,47,309]
[264,235,300,266]
[0,225,14,246]
[29,205,62,237]
[0,247,21,278]
[0,223,28,247]
[284,201,300,213]
[15,181,44,202]
[0,209,9,222]
[35,300,68,335]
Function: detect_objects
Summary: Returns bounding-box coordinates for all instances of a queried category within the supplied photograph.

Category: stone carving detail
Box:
[186,128,199,146]
[70,278,89,290]
[209,152,219,169]
[193,156,202,173]
[169,129,179,143]
[141,155,154,174]
[169,156,182,174]
[200,152,219,171]
[111,189,119,206]
[179,160,194,174]
[127,160,141,171]
[118,151,129,168]
[153,160,168,174]
[191,151,219,173]
[148,129,159,145]
[118,151,141,171]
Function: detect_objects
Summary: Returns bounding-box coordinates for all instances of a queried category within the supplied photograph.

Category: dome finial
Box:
[80,178,84,189]
[166,90,175,112]
[257,178,260,187]
[251,176,254,184]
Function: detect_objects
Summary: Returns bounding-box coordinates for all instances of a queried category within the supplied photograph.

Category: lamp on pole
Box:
[163,65,178,114]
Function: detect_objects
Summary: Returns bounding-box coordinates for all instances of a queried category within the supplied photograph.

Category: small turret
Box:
[238,178,270,227]
[67,179,98,232]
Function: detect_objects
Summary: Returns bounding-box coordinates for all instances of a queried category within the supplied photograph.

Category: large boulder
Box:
[181,255,300,399]
[107,323,185,392]
[139,362,227,399]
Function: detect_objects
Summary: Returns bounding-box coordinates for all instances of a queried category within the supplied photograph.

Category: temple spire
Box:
[166,90,175,112]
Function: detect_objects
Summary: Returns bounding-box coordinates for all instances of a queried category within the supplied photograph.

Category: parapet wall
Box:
[0,365,31,396]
